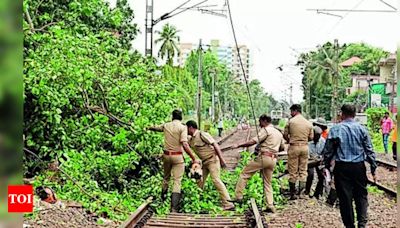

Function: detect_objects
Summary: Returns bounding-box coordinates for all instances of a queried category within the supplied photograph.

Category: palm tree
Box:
[155,24,180,65]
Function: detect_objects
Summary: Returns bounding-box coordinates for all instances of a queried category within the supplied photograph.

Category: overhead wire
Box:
[226,0,266,216]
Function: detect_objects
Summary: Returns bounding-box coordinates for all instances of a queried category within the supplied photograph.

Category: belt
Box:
[260,151,277,159]
[289,142,308,146]
[164,151,183,156]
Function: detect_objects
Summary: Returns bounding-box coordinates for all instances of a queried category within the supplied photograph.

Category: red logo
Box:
[8,185,33,213]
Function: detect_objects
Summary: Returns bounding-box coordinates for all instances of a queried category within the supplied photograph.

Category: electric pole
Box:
[211,69,215,122]
[197,39,203,129]
[332,39,339,122]
[145,0,154,56]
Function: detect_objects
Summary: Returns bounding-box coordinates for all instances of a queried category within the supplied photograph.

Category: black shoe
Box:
[264,206,276,213]
[298,182,306,199]
[289,182,297,200]
[171,192,181,213]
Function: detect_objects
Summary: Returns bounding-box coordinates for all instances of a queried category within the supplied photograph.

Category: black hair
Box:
[341,104,356,117]
[259,114,272,123]
[186,120,198,129]
[172,109,183,121]
[290,104,302,113]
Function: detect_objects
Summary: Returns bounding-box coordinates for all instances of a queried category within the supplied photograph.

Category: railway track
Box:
[367,158,397,197]
[120,197,266,228]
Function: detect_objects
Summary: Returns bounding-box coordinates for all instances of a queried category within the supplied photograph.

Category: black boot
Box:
[298,182,306,199]
[289,182,297,200]
[161,189,168,201]
[326,189,337,207]
[171,192,181,213]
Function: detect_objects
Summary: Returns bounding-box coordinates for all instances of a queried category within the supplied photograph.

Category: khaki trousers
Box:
[287,145,309,183]
[197,159,233,207]
[235,156,276,206]
[162,154,184,193]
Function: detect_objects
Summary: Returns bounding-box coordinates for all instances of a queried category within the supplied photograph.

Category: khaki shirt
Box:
[284,114,313,144]
[154,120,188,152]
[188,130,217,164]
[252,125,284,153]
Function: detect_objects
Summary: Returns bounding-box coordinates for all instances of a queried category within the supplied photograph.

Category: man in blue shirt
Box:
[323,104,377,228]
[305,126,325,199]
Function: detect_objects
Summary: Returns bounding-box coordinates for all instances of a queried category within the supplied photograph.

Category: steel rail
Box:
[120,197,153,228]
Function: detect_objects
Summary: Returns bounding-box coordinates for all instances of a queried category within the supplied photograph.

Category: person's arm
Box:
[212,142,227,168]
[279,139,285,152]
[180,127,198,163]
[322,129,337,169]
[362,127,377,179]
[308,125,314,141]
[147,124,164,132]
[182,141,198,163]
[283,123,290,142]
[232,139,257,149]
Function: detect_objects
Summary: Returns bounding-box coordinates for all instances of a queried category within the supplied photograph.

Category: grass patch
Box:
[367,185,384,195]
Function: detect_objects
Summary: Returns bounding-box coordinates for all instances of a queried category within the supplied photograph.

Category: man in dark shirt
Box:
[323,104,377,228]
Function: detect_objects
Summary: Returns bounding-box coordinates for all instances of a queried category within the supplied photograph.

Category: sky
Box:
[108,0,399,103]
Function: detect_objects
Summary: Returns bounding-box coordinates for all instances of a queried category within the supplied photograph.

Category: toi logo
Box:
[8,185,33,213]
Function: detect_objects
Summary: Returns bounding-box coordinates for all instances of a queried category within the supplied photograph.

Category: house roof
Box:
[340,56,362,67]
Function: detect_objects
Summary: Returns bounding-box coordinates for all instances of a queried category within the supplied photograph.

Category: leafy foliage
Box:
[23,0,284,222]
[299,42,388,120]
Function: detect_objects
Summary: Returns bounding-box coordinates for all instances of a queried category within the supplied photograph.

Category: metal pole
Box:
[212,70,215,122]
[197,39,203,129]
[145,0,154,56]
[332,39,339,121]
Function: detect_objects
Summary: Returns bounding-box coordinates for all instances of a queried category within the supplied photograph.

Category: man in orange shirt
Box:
[313,118,329,139]
[392,115,397,161]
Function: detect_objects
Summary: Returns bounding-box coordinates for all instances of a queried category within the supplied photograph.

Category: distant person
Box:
[230,114,285,213]
[313,118,329,139]
[323,104,377,228]
[284,104,313,200]
[380,112,393,153]
[392,115,397,161]
[305,126,325,199]
[218,119,224,137]
[147,109,198,212]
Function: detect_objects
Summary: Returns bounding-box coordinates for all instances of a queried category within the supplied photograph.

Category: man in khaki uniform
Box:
[230,114,284,213]
[283,104,313,199]
[148,109,198,212]
[185,120,235,211]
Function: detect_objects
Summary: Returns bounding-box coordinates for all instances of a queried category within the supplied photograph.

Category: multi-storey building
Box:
[177,39,251,81]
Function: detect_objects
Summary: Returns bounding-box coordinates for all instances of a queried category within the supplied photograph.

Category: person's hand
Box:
[193,159,201,165]
[220,160,227,169]
[322,168,328,177]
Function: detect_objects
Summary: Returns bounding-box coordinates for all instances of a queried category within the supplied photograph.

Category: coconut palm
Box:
[155,24,180,65]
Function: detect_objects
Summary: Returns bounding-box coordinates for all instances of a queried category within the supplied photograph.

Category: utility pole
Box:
[332,39,339,122]
[145,0,154,56]
[197,39,203,129]
[304,68,311,118]
[390,69,395,113]
[211,70,215,122]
